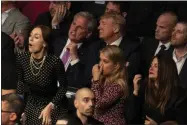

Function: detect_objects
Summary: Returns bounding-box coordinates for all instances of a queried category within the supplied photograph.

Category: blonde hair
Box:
[100,45,129,98]
[100,11,126,34]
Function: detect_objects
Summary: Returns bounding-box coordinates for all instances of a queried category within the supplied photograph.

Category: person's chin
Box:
[85,112,93,116]
[149,76,157,80]
[149,74,154,78]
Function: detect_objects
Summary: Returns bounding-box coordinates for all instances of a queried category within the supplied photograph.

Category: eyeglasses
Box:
[1,110,14,113]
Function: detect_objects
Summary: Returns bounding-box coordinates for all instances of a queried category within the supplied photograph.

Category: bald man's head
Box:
[155,11,178,43]
[74,88,95,117]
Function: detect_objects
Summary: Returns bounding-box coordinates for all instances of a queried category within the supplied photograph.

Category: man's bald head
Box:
[155,11,178,43]
[74,88,95,117]
[75,88,94,100]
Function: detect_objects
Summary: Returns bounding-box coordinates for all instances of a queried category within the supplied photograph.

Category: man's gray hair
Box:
[74,11,96,33]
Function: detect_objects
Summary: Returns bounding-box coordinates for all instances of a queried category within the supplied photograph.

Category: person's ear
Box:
[115,63,120,70]
[43,43,47,48]
[113,26,120,33]
[122,12,127,18]
[9,113,17,121]
[74,100,78,108]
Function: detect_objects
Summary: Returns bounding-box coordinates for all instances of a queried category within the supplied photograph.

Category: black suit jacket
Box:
[2,32,17,89]
[179,60,187,89]
[85,36,141,86]
[34,11,73,38]
[140,37,174,78]
[166,50,187,89]
[53,37,90,88]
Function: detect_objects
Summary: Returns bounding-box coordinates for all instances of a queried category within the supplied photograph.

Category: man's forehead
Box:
[100,17,113,23]
[176,23,187,31]
[81,95,94,99]
[78,91,94,99]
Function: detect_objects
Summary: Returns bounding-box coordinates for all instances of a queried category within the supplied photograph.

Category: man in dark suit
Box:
[53,11,96,88]
[171,21,187,89]
[2,32,17,95]
[140,11,178,78]
[53,12,96,112]
[34,1,73,37]
[85,11,140,87]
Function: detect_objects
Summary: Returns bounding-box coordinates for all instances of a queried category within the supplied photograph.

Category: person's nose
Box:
[29,36,33,42]
[172,30,176,37]
[89,100,94,107]
[155,26,159,32]
[98,24,102,30]
[99,61,103,67]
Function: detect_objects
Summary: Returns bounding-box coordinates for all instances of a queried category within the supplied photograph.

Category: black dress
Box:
[16,52,68,125]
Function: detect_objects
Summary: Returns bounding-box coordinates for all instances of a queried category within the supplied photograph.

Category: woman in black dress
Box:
[16,25,68,125]
[132,54,186,124]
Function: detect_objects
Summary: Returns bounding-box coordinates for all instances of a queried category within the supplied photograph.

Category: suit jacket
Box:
[34,11,73,38]
[179,60,187,89]
[2,8,31,38]
[53,37,90,88]
[140,37,174,78]
[166,50,187,89]
[85,36,141,86]
[2,32,17,90]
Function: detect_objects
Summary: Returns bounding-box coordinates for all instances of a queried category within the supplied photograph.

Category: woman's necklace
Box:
[30,55,46,76]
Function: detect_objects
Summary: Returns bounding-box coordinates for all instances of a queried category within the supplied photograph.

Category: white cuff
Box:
[70,58,80,66]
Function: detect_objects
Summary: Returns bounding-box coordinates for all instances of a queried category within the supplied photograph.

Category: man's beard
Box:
[82,109,94,117]
[172,42,187,49]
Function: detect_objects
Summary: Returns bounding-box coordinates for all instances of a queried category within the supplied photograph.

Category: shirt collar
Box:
[2,8,14,14]
[158,41,171,50]
[173,49,187,62]
[109,36,122,46]
[67,38,83,48]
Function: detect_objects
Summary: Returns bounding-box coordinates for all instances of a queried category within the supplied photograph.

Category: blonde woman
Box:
[91,45,129,125]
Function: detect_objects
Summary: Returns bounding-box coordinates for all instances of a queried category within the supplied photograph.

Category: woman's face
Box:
[99,52,118,76]
[149,58,158,80]
[29,27,46,53]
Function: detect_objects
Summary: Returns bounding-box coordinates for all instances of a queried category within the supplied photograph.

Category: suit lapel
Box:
[2,8,17,27]
[55,37,67,57]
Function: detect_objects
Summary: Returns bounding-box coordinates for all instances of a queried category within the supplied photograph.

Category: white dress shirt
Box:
[60,39,82,71]
[154,42,171,56]
[173,50,187,74]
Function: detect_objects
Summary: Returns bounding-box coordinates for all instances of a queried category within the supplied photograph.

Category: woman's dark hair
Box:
[145,54,179,114]
[34,25,54,54]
